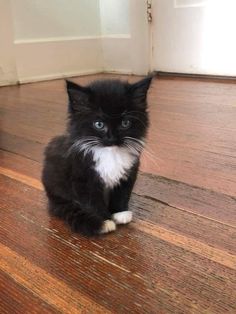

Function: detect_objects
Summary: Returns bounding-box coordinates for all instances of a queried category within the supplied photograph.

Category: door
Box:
[0,0,18,86]
[151,0,236,76]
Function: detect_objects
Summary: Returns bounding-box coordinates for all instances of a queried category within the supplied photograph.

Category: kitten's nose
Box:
[104,138,117,146]
[104,134,118,146]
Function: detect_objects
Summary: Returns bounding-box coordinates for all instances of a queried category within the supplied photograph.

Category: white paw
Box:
[111,211,133,225]
[100,219,116,234]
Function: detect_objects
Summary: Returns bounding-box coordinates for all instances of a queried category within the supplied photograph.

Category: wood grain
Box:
[135,173,236,228]
[0,270,58,314]
[0,174,236,313]
[0,74,236,313]
[0,243,109,314]
[0,166,43,190]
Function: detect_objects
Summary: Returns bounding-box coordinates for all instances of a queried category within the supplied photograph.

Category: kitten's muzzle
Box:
[103,133,121,146]
[103,138,120,146]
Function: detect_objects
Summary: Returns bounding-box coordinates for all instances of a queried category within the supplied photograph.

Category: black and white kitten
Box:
[42,77,152,236]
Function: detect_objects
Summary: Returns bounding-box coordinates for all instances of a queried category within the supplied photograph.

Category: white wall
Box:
[12,0,101,40]
[0,0,18,86]
[99,0,130,35]
[11,0,103,83]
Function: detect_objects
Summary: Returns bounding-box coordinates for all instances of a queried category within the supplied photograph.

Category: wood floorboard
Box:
[0,174,235,313]
[135,173,236,228]
[0,150,41,180]
[1,131,44,162]
[0,270,59,314]
[0,74,236,313]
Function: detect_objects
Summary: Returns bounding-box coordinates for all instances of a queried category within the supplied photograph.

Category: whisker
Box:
[126,144,143,154]
[141,151,160,168]
[143,147,163,163]
[123,136,163,166]
[125,140,144,150]
[124,136,145,146]
[123,143,140,156]
[123,136,145,157]
[67,136,101,157]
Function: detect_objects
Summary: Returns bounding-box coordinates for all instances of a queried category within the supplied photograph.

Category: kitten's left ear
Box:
[129,76,153,108]
[66,80,90,112]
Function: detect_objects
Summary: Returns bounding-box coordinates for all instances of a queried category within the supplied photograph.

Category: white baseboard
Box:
[104,69,133,75]
[0,79,18,87]
[11,34,141,84]
[14,34,130,44]
[15,37,103,83]
[18,69,103,84]
[19,68,142,84]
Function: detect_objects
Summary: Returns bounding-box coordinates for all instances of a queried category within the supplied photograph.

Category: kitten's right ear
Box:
[66,80,90,112]
[128,75,153,109]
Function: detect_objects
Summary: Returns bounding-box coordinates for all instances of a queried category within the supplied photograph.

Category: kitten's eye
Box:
[93,121,105,130]
[121,119,131,129]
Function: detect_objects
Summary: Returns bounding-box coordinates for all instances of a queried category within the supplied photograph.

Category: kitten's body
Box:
[42,77,152,236]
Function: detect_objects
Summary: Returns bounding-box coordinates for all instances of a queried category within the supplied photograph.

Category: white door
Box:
[0,0,18,86]
[151,0,236,76]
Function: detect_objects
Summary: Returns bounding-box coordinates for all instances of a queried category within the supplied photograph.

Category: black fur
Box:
[42,77,152,236]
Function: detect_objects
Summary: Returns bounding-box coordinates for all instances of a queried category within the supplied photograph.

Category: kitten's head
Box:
[66,77,152,156]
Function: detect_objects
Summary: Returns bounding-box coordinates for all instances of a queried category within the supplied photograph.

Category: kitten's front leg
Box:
[72,179,115,235]
[109,166,138,225]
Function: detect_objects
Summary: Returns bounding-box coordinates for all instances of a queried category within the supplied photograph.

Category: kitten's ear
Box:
[66,80,90,112]
[129,76,153,109]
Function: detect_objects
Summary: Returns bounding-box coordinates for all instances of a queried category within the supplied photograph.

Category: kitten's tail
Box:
[67,209,104,236]
[48,200,103,236]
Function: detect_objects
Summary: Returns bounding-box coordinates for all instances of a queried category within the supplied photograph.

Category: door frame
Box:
[129,0,151,75]
[0,0,18,86]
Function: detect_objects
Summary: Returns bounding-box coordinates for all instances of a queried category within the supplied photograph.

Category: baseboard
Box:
[5,69,235,86]
[19,69,103,84]
[155,71,236,82]
[14,35,135,84]
[18,69,145,85]
[0,80,19,87]
[3,33,147,85]
[15,37,103,82]
[14,34,130,45]
[104,69,133,75]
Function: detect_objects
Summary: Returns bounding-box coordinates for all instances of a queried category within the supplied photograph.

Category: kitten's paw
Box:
[100,219,116,234]
[112,211,133,224]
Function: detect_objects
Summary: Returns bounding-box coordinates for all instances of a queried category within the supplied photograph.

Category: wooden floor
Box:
[0,74,236,313]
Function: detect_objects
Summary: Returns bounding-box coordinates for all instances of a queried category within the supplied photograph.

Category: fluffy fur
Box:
[92,145,137,188]
[42,77,152,236]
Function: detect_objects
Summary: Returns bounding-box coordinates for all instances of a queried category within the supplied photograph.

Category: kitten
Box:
[42,76,152,236]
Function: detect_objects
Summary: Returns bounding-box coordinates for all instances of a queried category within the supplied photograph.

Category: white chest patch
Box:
[92,146,137,188]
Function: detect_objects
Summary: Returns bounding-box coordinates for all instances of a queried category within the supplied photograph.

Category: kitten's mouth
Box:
[103,139,121,147]
[101,138,145,157]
